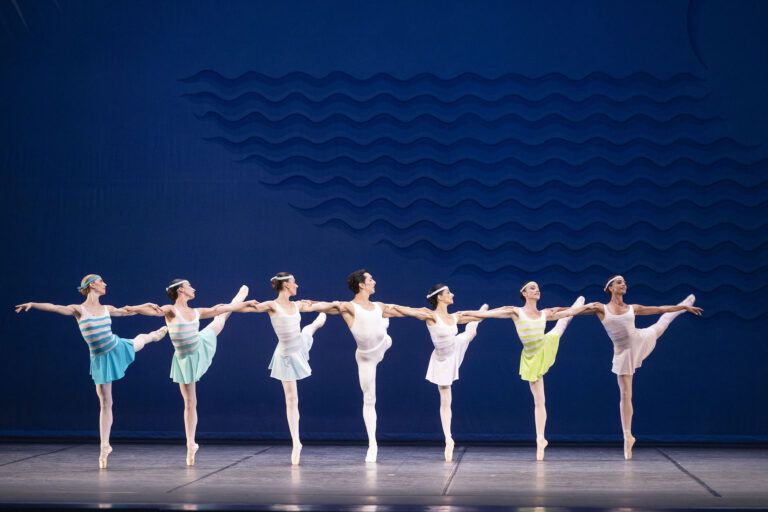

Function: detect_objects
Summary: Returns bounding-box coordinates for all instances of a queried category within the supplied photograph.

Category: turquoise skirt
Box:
[268,331,313,382]
[89,337,135,385]
[170,326,217,384]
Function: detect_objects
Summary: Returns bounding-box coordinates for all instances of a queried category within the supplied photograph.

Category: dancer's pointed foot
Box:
[536,438,548,461]
[234,285,249,302]
[291,443,303,466]
[186,443,199,466]
[98,444,113,469]
[466,304,488,338]
[680,294,696,307]
[365,444,378,463]
[623,434,635,460]
[444,438,455,462]
[312,312,327,330]
[150,326,168,342]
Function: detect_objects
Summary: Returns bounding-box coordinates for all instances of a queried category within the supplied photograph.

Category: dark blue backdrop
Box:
[2,0,766,442]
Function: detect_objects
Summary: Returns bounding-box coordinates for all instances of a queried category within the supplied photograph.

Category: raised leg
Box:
[551,296,585,337]
[132,326,167,352]
[651,294,695,338]
[95,383,113,469]
[179,382,199,465]
[208,285,249,335]
[302,312,327,337]
[438,385,454,461]
[529,377,548,460]
[282,380,302,465]
[617,374,635,459]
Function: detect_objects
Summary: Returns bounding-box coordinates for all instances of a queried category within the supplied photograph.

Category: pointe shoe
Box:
[681,294,696,306]
[365,444,378,463]
[624,435,635,460]
[536,438,548,461]
[312,312,327,329]
[291,444,303,466]
[151,326,168,342]
[98,444,113,469]
[444,438,455,462]
[234,285,249,302]
[186,443,199,466]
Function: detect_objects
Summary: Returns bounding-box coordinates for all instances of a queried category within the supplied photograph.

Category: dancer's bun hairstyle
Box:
[271,272,292,291]
[346,269,368,293]
[426,283,447,308]
[79,274,99,296]
[167,279,187,301]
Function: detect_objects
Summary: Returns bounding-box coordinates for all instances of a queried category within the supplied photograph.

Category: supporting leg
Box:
[617,374,635,459]
[357,357,379,462]
[282,380,302,465]
[529,378,548,460]
[179,382,199,465]
[438,385,454,462]
[95,383,113,469]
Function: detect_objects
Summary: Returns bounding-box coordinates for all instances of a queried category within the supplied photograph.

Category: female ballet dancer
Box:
[575,275,701,459]
[459,282,587,460]
[213,272,330,465]
[390,284,488,461]
[304,269,405,463]
[15,274,168,468]
[124,279,248,465]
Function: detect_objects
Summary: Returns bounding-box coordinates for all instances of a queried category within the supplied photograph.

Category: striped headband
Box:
[77,275,101,291]
[426,286,448,298]
[604,275,624,291]
[520,281,535,293]
[271,274,294,281]
[166,280,189,292]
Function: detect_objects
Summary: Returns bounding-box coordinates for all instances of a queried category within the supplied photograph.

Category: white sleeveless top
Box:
[166,307,201,356]
[514,308,548,356]
[269,302,303,355]
[601,304,636,350]
[427,313,459,359]
[350,302,388,352]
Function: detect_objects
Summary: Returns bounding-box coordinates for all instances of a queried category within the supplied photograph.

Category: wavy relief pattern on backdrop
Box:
[181,71,768,319]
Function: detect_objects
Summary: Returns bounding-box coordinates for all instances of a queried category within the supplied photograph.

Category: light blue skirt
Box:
[90,337,135,385]
[170,326,217,384]
[268,331,313,382]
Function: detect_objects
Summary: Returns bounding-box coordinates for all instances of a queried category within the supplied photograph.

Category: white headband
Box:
[426,286,448,298]
[271,275,293,281]
[604,275,623,291]
[166,280,189,292]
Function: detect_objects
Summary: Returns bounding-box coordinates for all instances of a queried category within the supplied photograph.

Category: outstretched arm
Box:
[212,300,275,316]
[545,302,598,321]
[15,302,78,316]
[297,300,342,314]
[633,304,702,316]
[459,306,516,321]
[107,305,134,317]
[391,305,434,321]
[123,303,168,317]
[380,302,408,318]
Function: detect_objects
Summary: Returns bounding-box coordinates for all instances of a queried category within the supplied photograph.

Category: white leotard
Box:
[426,313,459,360]
[350,302,391,362]
[601,304,657,375]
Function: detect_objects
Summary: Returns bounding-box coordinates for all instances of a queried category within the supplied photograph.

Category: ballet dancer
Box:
[304,269,405,463]
[15,274,168,468]
[459,282,588,460]
[574,275,701,459]
[124,279,248,465]
[390,284,488,461]
[213,272,330,465]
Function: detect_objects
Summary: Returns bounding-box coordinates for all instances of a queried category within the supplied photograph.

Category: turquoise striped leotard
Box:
[78,305,135,385]
[167,307,217,384]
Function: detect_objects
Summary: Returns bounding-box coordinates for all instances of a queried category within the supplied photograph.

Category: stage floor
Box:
[0,442,766,510]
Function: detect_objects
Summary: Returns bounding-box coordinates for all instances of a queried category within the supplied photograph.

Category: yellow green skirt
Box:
[519,330,561,382]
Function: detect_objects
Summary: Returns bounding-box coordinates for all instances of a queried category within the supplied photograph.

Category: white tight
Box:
[356,355,380,447]
[438,385,452,441]
[94,383,113,450]
[178,382,198,448]
[282,381,300,447]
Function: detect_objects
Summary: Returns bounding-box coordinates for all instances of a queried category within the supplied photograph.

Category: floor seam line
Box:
[165,445,273,493]
[656,447,721,498]
[442,445,467,496]
[0,445,79,467]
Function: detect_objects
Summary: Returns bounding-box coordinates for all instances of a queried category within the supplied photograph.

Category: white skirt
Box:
[611,326,658,375]
[425,331,473,386]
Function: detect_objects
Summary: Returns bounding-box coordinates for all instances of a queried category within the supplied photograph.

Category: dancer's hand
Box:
[15,302,33,313]
[685,305,703,316]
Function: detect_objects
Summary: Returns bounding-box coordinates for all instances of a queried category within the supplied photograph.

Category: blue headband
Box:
[166,280,189,292]
[77,275,101,291]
